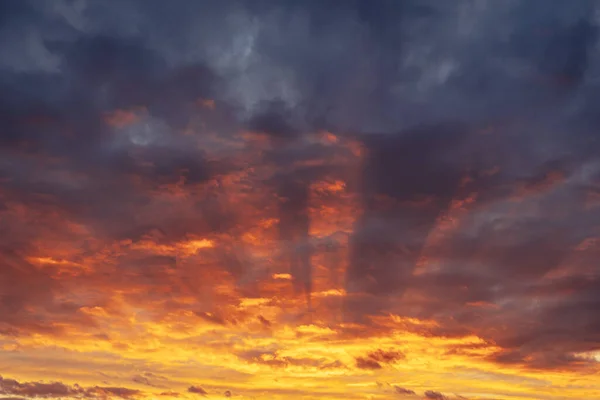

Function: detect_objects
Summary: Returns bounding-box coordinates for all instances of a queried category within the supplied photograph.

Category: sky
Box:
[1,0,600,399]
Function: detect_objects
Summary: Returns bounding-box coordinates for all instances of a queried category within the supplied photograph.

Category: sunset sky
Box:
[1,1,600,399]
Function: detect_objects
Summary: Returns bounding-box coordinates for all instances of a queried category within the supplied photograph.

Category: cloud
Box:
[246,99,299,140]
[355,357,382,370]
[395,386,416,395]
[0,376,141,399]
[188,386,208,396]
[365,349,405,363]
[91,387,141,399]
[238,349,345,370]
[0,4,600,400]
[131,372,170,388]
[0,376,73,398]
[257,315,272,327]
[355,349,405,370]
[424,390,447,400]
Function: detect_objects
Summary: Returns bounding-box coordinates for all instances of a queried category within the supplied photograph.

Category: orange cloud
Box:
[196,98,216,110]
[1,119,599,400]
[103,107,147,128]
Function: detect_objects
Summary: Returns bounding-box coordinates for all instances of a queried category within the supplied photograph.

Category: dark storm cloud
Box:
[344,123,471,307]
[1,0,600,373]
[247,99,299,140]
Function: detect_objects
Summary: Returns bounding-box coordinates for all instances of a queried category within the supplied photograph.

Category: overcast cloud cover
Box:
[1,1,600,399]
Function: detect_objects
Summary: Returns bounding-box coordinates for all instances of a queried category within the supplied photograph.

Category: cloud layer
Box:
[1,1,600,399]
